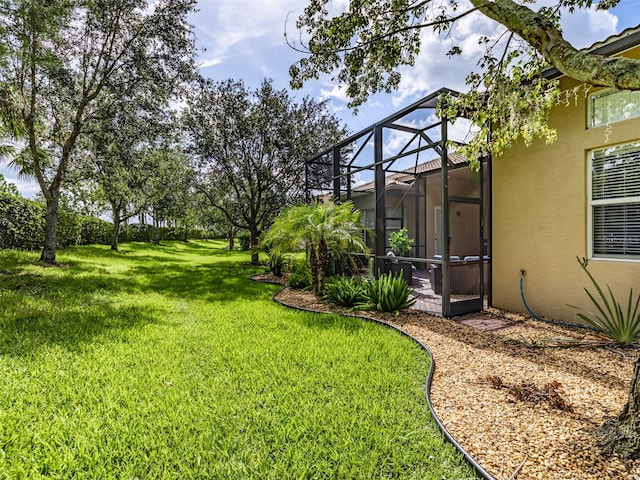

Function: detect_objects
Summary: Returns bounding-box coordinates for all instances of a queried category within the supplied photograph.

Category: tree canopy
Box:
[288,0,640,161]
[0,0,197,262]
[185,78,348,262]
[0,173,19,197]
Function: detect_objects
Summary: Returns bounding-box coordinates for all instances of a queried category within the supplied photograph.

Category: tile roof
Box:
[352,153,468,192]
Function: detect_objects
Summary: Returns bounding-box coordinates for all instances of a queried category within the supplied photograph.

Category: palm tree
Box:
[264,200,370,295]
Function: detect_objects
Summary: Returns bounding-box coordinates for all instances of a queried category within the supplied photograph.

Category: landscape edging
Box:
[264,282,495,480]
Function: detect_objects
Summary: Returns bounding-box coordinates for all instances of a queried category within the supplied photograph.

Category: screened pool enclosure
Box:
[305,89,491,317]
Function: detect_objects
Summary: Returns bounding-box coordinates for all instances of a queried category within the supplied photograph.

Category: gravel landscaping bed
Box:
[260,276,640,480]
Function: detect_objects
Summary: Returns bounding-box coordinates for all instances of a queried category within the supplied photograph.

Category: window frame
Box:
[587,141,640,261]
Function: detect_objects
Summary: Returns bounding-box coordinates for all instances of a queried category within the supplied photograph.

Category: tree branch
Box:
[471,0,640,89]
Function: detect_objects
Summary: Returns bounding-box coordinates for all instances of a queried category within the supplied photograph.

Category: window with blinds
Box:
[590,89,640,128]
[590,142,640,259]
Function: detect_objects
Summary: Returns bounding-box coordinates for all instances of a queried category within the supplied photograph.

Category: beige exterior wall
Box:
[492,65,640,323]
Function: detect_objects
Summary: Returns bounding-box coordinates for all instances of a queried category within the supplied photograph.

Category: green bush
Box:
[119,224,154,242]
[238,233,251,250]
[287,262,312,290]
[571,257,640,344]
[0,194,45,249]
[117,224,208,244]
[322,275,366,307]
[0,194,114,250]
[389,227,414,256]
[57,209,83,248]
[358,271,416,314]
[80,216,113,245]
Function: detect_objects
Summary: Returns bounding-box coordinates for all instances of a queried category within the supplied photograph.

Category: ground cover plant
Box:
[0,241,473,479]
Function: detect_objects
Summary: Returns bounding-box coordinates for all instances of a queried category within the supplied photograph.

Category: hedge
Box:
[0,194,45,249]
[0,194,113,250]
[118,225,211,243]
[0,194,211,250]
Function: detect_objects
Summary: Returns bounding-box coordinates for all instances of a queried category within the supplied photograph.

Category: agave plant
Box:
[358,271,416,314]
[571,257,640,344]
[322,275,366,307]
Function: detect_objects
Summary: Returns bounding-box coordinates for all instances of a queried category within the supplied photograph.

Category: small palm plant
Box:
[571,257,640,344]
[264,200,370,296]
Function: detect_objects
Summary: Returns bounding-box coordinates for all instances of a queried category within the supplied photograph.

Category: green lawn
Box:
[0,241,474,479]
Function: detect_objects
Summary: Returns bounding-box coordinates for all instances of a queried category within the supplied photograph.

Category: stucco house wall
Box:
[492,64,640,323]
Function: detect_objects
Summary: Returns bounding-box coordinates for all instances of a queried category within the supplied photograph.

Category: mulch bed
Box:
[253,273,640,480]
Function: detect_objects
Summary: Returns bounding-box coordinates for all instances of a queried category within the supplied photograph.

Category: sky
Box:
[3,0,640,197]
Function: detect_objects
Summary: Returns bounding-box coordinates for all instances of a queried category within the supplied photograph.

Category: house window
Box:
[590,89,640,128]
[589,142,640,259]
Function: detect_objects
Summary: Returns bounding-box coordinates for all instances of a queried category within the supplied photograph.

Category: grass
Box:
[0,241,474,479]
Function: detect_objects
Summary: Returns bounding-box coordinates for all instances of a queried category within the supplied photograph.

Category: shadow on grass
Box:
[126,261,276,303]
[0,299,163,357]
[0,241,278,356]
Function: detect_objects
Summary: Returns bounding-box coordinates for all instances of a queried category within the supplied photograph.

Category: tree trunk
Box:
[228,229,235,250]
[316,238,328,294]
[309,245,319,295]
[111,205,121,251]
[153,216,160,245]
[596,356,640,457]
[250,231,260,264]
[40,192,59,263]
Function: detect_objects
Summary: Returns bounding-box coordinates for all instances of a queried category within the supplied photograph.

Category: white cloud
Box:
[193,1,304,77]
[198,57,223,69]
[391,8,504,106]
[320,83,348,103]
[562,7,618,48]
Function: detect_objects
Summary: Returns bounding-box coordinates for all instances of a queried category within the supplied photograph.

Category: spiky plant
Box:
[571,257,640,344]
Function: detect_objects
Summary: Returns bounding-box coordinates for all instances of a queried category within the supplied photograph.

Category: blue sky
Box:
[3,0,640,197]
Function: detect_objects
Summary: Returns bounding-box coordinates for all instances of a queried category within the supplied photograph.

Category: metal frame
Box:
[305,88,491,317]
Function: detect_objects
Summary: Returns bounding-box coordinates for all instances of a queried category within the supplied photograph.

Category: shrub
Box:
[358,271,416,314]
[0,195,114,249]
[389,227,414,256]
[119,224,154,242]
[80,217,113,245]
[571,257,640,344]
[322,275,366,307]
[287,262,312,290]
[57,209,83,248]
[238,233,251,250]
[0,194,45,249]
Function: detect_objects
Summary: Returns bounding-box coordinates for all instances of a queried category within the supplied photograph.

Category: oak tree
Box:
[185,78,348,263]
[0,0,197,262]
